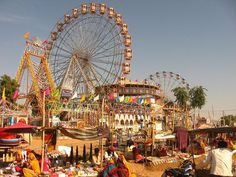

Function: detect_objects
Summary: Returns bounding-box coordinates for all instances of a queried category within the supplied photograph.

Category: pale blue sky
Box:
[0,0,235,118]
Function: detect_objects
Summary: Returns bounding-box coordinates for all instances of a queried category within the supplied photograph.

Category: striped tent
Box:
[59,126,109,140]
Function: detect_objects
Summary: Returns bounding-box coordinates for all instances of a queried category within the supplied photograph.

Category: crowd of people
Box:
[8,131,236,177]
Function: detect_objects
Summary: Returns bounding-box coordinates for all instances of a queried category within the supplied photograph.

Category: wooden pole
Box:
[100,97,105,167]
[41,91,46,174]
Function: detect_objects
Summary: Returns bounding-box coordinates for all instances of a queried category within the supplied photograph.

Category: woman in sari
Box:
[23,153,40,177]
[117,154,136,177]
[102,158,118,177]
[14,150,24,174]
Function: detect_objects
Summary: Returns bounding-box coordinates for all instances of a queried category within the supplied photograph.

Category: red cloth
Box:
[176,128,188,151]
[0,132,16,139]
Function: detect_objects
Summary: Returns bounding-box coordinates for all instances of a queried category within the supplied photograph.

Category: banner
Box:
[61,89,73,97]
[80,95,86,103]
[93,95,99,101]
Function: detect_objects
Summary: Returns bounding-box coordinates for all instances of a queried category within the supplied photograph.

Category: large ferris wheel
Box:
[45,3,132,96]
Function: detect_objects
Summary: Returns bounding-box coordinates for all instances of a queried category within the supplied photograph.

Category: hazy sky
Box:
[0,0,235,119]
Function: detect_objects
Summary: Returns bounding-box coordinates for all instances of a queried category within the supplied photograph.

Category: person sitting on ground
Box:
[187,139,205,155]
[23,152,41,177]
[117,154,136,177]
[101,158,118,177]
[132,147,144,163]
[14,150,25,175]
[39,154,51,174]
[117,154,129,177]
[104,146,118,162]
[92,148,102,167]
[202,140,236,177]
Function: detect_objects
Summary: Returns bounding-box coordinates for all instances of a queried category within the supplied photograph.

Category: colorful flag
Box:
[132,96,137,103]
[24,32,30,40]
[51,89,60,98]
[119,95,124,102]
[42,40,48,45]
[150,98,156,104]
[93,95,99,101]
[80,95,86,103]
[115,97,120,103]
[71,92,78,99]
[129,96,133,103]
[43,87,50,96]
[89,95,94,100]
[138,98,142,104]
[125,96,130,103]
[108,93,114,101]
[140,98,144,104]
[2,87,6,101]
[13,89,19,100]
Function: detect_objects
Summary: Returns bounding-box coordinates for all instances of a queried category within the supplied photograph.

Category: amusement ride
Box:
[12,2,191,132]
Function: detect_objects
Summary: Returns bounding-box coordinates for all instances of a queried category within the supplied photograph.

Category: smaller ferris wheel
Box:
[45,3,133,96]
[145,71,190,103]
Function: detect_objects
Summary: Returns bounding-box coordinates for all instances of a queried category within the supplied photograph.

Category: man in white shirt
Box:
[104,146,118,162]
[203,140,236,177]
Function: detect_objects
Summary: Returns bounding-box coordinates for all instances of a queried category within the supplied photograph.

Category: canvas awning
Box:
[0,122,37,133]
[59,126,109,140]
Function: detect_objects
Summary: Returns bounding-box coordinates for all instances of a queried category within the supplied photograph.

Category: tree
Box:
[220,115,236,126]
[172,86,207,129]
[172,87,190,128]
[172,87,189,109]
[189,86,207,110]
[0,74,19,103]
[189,86,207,128]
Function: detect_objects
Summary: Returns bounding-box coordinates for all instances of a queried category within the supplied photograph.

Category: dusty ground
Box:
[23,137,206,177]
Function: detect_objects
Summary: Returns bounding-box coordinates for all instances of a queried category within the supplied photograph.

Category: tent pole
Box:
[100,97,105,167]
[41,91,46,174]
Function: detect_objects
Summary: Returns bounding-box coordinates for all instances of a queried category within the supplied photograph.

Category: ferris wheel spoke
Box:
[77,18,98,51]
[91,26,122,52]
[52,62,69,77]
[91,30,121,56]
[53,60,69,72]
[87,17,104,52]
[52,43,73,56]
[67,32,81,51]
[89,63,109,85]
[73,64,90,90]
[165,73,173,93]
[169,77,179,92]
[92,52,123,60]
[90,62,117,83]
[91,58,122,66]
[75,58,94,91]
[90,62,112,76]
[90,23,117,55]
[87,64,103,85]
[50,54,71,64]
[89,18,112,54]
[57,34,75,52]
[91,40,123,58]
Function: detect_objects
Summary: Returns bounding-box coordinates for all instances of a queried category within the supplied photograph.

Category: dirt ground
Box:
[24,137,206,177]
